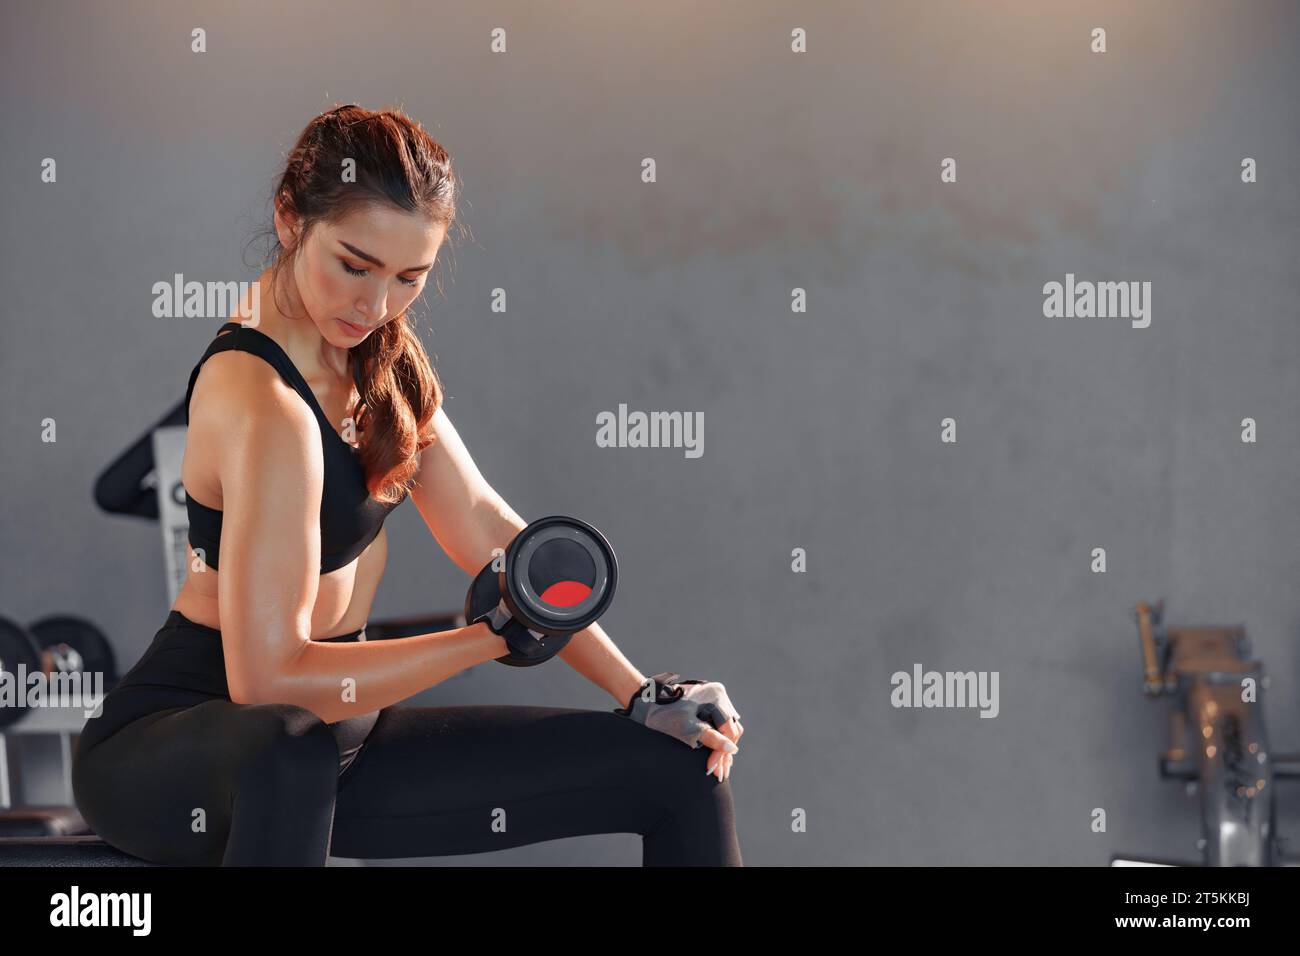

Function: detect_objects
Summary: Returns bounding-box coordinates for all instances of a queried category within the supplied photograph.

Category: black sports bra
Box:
[182,321,405,573]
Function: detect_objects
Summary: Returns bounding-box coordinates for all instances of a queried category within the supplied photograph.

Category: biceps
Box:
[411,406,522,574]
[416,407,494,509]
[216,413,321,698]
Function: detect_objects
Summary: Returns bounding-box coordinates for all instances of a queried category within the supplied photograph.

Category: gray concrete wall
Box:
[2,0,1298,865]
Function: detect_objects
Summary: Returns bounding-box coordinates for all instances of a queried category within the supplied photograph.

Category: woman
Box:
[71,104,744,866]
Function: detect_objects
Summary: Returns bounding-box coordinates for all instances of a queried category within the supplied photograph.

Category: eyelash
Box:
[341,261,421,286]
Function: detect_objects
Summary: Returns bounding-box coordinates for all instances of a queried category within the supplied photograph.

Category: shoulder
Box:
[189,346,319,448]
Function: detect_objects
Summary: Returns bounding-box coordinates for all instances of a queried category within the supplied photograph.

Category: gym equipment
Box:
[0,613,96,842]
[1110,600,1300,866]
[0,616,43,730]
[465,515,618,666]
[27,615,119,690]
[92,397,186,522]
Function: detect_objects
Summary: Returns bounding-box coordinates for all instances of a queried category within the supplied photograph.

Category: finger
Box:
[706,749,722,780]
[697,701,737,733]
[716,719,740,744]
[722,752,733,781]
[699,726,738,754]
[711,747,728,777]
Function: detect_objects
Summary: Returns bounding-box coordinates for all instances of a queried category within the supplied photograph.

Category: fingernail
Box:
[724,741,738,754]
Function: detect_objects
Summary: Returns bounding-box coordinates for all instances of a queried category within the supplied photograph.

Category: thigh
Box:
[330,703,713,859]
[73,698,321,865]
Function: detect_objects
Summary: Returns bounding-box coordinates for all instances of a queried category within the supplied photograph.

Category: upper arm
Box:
[410,405,524,576]
[194,353,322,702]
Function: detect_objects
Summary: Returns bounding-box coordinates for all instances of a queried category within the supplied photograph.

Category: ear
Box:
[272,193,301,248]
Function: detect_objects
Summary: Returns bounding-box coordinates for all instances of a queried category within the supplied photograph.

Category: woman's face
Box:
[283,202,446,347]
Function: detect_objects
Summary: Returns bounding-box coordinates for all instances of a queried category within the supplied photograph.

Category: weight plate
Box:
[0,615,42,729]
[504,515,617,633]
[28,614,118,688]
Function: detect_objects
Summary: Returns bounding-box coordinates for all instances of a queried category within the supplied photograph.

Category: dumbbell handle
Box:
[475,599,546,642]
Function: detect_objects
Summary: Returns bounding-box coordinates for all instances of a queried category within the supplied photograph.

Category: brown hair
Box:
[258,104,463,504]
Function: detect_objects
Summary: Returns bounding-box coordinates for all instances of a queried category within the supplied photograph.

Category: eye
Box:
[341,260,422,287]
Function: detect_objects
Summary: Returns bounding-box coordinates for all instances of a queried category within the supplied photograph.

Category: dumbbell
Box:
[465,515,618,667]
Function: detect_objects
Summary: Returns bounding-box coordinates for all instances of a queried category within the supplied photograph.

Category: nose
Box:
[356,282,387,321]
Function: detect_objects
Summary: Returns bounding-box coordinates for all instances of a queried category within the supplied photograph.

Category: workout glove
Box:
[472,599,574,666]
[614,672,741,749]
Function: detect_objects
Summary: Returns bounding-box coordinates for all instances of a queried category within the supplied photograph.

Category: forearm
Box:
[253,622,508,723]
[558,619,646,707]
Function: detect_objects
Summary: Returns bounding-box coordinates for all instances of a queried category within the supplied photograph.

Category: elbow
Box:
[226,673,275,707]
[227,659,297,707]
[220,613,313,706]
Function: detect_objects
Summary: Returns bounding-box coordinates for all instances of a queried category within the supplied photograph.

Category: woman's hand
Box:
[705,710,744,781]
[616,673,744,781]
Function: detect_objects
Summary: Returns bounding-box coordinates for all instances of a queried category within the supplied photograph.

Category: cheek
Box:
[310,258,348,305]
[392,285,422,314]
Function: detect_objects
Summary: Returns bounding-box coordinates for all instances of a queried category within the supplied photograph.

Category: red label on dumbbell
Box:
[539,580,594,608]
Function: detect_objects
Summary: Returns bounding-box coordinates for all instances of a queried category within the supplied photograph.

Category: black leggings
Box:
[72,613,742,867]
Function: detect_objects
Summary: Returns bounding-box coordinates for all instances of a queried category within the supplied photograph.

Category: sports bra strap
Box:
[183,322,320,429]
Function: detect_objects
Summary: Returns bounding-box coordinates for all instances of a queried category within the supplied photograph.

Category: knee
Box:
[644,738,729,805]
[234,703,338,791]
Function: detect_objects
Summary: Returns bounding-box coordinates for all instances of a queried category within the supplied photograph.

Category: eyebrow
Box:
[339,241,433,273]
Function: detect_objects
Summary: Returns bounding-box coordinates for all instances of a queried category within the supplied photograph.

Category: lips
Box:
[337,318,371,335]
